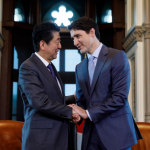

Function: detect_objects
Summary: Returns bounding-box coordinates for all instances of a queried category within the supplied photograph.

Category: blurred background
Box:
[0,0,149,125]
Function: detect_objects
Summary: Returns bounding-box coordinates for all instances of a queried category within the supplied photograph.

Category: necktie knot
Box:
[47,64,57,80]
[89,55,95,61]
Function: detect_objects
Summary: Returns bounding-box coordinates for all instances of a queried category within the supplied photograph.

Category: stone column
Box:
[123,26,145,122]
[0,33,4,49]
[0,32,4,51]
[142,0,150,122]
[143,22,150,122]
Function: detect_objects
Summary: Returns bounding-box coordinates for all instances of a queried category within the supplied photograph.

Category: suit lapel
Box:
[90,45,108,95]
[51,63,65,103]
[82,57,90,96]
[30,54,63,99]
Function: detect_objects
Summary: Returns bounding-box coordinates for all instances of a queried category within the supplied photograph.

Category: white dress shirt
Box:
[35,52,62,94]
[86,43,103,121]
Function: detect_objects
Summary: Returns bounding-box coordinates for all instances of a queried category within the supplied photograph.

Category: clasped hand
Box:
[68,104,88,124]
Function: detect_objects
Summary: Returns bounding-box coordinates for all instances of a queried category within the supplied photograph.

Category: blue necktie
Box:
[88,55,95,86]
[47,64,57,80]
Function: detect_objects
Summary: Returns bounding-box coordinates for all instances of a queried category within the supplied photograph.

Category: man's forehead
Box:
[52,32,60,39]
[52,31,59,35]
[70,29,84,37]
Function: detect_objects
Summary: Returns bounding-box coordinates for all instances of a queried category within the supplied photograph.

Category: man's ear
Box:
[90,28,95,37]
[39,40,46,51]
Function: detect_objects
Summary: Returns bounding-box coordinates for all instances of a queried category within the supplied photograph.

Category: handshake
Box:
[68,104,88,124]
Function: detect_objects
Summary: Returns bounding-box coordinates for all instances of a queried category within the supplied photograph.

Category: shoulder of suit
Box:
[107,47,125,57]
[107,47,123,53]
[76,57,88,68]
[19,56,36,71]
[75,47,126,70]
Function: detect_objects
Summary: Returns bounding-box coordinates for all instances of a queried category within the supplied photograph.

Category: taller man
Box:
[18,22,78,150]
[68,17,142,150]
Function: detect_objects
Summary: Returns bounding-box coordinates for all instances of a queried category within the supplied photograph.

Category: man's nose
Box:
[58,42,62,49]
[74,39,79,47]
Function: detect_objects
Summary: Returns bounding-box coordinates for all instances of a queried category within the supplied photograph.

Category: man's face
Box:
[45,32,61,62]
[70,29,93,54]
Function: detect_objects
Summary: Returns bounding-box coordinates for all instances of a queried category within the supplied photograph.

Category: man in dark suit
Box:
[18,22,79,150]
[67,17,142,150]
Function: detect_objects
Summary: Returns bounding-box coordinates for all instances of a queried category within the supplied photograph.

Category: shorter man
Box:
[19,21,79,150]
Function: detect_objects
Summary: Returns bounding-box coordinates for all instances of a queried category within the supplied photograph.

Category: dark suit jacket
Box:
[75,45,142,150]
[18,54,72,150]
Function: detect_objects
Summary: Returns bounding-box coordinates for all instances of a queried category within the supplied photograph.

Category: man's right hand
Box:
[71,108,81,124]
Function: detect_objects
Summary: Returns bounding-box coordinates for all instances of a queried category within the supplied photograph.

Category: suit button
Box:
[91,101,94,105]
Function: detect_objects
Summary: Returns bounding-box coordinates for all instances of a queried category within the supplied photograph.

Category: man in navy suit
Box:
[68,17,142,150]
[19,22,79,150]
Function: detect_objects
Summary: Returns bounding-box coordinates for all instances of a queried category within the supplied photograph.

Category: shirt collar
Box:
[35,52,50,67]
[87,43,103,59]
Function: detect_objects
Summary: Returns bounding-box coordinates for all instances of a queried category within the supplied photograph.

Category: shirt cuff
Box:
[86,110,92,121]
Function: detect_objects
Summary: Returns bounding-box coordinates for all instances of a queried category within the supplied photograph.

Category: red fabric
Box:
[77,120,85,133]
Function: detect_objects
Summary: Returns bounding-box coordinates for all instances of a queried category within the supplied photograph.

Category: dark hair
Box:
[68,17,100,41]
[32,21,60,52]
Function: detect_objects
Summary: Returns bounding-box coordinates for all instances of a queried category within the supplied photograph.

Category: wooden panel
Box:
[85,0,96,21]
[112,0,125,23]
[30,0,41,24]
[113,28,125,50]
[0,28,13,119]
[4,21,34,30]
[2,0,15,26]
[0,0,14,120]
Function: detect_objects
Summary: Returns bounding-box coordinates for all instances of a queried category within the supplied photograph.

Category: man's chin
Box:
[53,55,57,60]
[80,49,86,54]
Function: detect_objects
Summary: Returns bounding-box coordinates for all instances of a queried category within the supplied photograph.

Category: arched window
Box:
[42,2,80,27]
[14,8,24,22]
[96,0,112,24]
[51,5,73,27]
[13,47,18,69]
[102,9,112,23]
[12,47,19,120]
